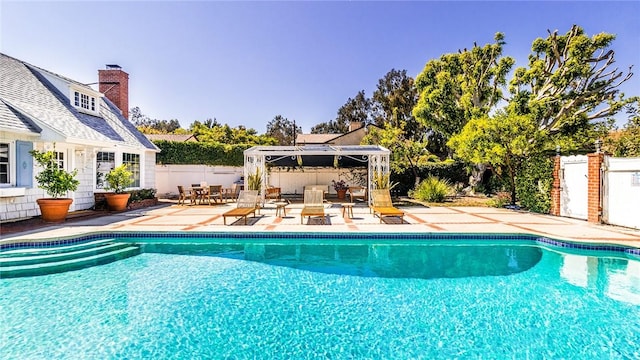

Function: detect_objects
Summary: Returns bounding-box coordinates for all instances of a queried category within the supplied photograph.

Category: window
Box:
[96,152,115,189]
[54,151,64,169]
[0,143,9,184]
[74,91,96,112]
[123,153,140,187]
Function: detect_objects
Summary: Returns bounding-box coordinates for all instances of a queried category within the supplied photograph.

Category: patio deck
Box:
[1,200,639,249]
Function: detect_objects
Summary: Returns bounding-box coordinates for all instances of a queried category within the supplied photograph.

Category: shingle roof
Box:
[0,99,41,134]
[0,53,157,151]
[145,134,198,142]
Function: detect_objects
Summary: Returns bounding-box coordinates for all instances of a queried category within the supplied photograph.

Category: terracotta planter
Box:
[104,193,131,211]
[37,198,73,223]
[336,189,347,200]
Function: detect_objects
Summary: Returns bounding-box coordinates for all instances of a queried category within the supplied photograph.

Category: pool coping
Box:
[2,231,639,261]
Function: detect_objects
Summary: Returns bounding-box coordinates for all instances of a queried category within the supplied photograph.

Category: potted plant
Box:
[332,179,349,200]
[103,164,133,211]
[30,148,80,222]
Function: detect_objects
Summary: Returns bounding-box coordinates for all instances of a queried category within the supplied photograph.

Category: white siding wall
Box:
[1,142,158,222]
[144,151,156,189]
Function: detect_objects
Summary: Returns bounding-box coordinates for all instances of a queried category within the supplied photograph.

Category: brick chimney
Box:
[98,64,129,119]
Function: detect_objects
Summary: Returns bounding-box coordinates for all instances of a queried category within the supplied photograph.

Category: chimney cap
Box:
[105,64,122,70]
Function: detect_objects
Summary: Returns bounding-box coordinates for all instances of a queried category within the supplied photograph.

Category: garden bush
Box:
[516,155,553,213]
[409,176,453,203]
[154,141,249,166]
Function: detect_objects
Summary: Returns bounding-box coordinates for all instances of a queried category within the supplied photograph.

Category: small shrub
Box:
[410,176,453,203]
[487,192,511,208]
[129,188,157,202]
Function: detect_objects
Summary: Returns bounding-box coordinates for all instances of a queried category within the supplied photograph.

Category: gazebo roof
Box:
[244,145,390,168]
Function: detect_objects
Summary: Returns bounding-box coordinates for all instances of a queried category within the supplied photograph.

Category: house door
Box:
[15,140,33,187]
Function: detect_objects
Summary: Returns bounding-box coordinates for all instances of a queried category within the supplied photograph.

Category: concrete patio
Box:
[2,200,639,250]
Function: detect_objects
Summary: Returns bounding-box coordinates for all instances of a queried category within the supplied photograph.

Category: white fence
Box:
[560,156,588,220]
[560,155,640,229]
[602,157,640,229]
[155,165,366,197]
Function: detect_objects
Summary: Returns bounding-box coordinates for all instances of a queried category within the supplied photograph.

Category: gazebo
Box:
[243,145,391,204]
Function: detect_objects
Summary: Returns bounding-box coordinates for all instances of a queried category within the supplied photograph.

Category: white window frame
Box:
[69,85,100,116]
[0,142,10,185]
[122,153,141,188]
[96,151,115,190]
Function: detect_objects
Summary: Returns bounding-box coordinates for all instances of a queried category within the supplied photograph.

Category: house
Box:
[0,53,159,222]
[295,122,377,146]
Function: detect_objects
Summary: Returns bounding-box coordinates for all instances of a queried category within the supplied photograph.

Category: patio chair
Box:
[265,186,281,201]
[370,189,404,223]
[222,190,259,225]
[205,185,224,204]
[348,186,367,203]
[223,183,241,202]
[177,185,195,205]
[301,189,326,224]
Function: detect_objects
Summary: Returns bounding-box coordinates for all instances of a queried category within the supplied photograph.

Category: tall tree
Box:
[413,33,514,139]
[509,24,637,151]
[364,69,438,186]
[450,25,638,205]
[448,111,539,204]
[266,115,301,145]
[311,90,372,134]
[130,106,182,134]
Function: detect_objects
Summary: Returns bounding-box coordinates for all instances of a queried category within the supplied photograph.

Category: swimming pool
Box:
[1,232,639,359]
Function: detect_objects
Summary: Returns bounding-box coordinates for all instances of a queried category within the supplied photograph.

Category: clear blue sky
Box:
[2,1,639,132]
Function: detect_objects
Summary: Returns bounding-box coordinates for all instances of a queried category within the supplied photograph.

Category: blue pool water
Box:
[1,235,639,359]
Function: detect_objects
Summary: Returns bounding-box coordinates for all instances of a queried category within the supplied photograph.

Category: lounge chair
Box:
[370,189,404,223]
[348,186,367,203]
[301,189,326,224]
[223,190,259,225]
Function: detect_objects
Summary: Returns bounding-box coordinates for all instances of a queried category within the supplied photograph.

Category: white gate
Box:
[560,156,588,219]
[603,157,640,229]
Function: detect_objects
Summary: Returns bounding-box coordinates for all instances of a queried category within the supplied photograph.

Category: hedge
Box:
[154,141,250,166]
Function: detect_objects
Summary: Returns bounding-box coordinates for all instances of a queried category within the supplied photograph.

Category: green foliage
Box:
[603,102,640,156]
[516,155,553,213]
[30,148,79,198]
[104,164,133,194]
[448,111,539,203]
[130,106,181,133]
[391,160,468,196]
[413,33,514,139]
[266,115,301,146]
[372,173,397,190]
[248,168,262,191]
[128,188,157,202]
[154,141,248,165]
[190,118,277,145]
[409,176,453,203]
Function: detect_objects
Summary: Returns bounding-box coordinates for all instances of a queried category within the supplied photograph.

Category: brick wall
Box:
[587,153,604,223]
[98,68,129,119]
[550,155,561,216]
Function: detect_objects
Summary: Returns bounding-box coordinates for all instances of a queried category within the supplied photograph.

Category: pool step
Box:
[0,242,140,278]
[0,238,115,257]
